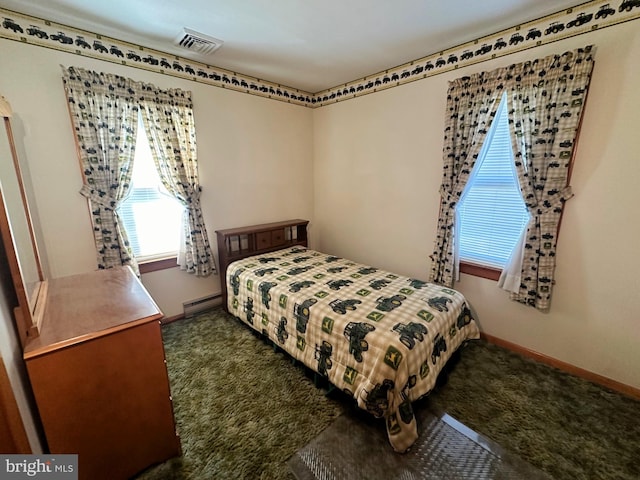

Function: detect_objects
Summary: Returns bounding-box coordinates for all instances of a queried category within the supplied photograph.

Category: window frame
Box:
[138,256,178,274]
[459,261,501,281]
[459,96,585,283]
[456,94,528,281]
[118,113,184,266]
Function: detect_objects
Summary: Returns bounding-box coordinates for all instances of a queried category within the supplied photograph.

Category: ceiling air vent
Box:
[174,28,223,55]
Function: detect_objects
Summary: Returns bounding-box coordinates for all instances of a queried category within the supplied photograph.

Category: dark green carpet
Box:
[422,341,640,480]
[136,307,640,480]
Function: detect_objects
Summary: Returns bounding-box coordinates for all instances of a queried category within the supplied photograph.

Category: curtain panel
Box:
[429,46,594,311]
[138,87,216,276]
[502,46,595,310]
[62,66,140,274]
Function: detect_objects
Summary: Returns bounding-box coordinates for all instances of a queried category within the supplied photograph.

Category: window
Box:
[118,115,184,261]
[456,95,530,270]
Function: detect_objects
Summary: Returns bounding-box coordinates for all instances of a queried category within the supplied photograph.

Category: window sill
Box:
[139,256,178,274]
[459,261,501,281]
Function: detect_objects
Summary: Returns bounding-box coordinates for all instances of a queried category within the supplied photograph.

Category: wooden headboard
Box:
[215,219,309,311]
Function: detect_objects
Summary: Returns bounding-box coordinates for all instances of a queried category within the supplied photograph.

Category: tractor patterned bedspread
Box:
[226,247,480,452]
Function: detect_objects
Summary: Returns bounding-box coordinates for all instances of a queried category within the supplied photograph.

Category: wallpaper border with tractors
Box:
[1,0,639,108]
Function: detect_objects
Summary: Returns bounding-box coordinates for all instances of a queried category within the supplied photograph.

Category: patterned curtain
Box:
[429,46,594,310]
[62,66,139,273]
[502,46,595,310]
[138,88,216,276]
[428,73,505,287]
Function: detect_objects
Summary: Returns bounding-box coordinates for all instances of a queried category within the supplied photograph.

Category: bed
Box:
[216,219,480,453]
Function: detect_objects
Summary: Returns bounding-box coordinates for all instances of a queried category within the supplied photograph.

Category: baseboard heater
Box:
[182,293,222,318]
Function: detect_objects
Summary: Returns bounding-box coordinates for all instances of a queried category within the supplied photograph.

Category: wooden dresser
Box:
[23,267,181,480]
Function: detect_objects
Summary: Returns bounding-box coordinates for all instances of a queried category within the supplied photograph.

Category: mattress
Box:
[226,246,480,452]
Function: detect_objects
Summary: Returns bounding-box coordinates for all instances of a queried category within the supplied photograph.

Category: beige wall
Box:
[0,39,315,317]
[313,21,640,389]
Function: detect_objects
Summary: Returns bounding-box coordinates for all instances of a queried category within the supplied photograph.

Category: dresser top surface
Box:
[24,266,162,358]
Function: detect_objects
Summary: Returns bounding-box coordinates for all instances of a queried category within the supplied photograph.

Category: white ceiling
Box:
[0,0,586,93]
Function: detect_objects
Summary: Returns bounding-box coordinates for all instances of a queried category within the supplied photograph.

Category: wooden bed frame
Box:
[216,219,309,309]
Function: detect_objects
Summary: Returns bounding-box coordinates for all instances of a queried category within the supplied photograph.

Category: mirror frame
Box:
[0,96,46,346]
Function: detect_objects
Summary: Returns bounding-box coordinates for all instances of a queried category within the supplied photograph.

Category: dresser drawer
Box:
[255,228,286,250]
[256,231,272,249]
[271,228,285,246]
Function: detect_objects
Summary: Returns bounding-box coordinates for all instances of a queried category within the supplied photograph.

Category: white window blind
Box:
[456,95,530,269]
[117,115,184,260]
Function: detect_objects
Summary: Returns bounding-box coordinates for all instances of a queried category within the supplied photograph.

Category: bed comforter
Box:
[226,246,480,452]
